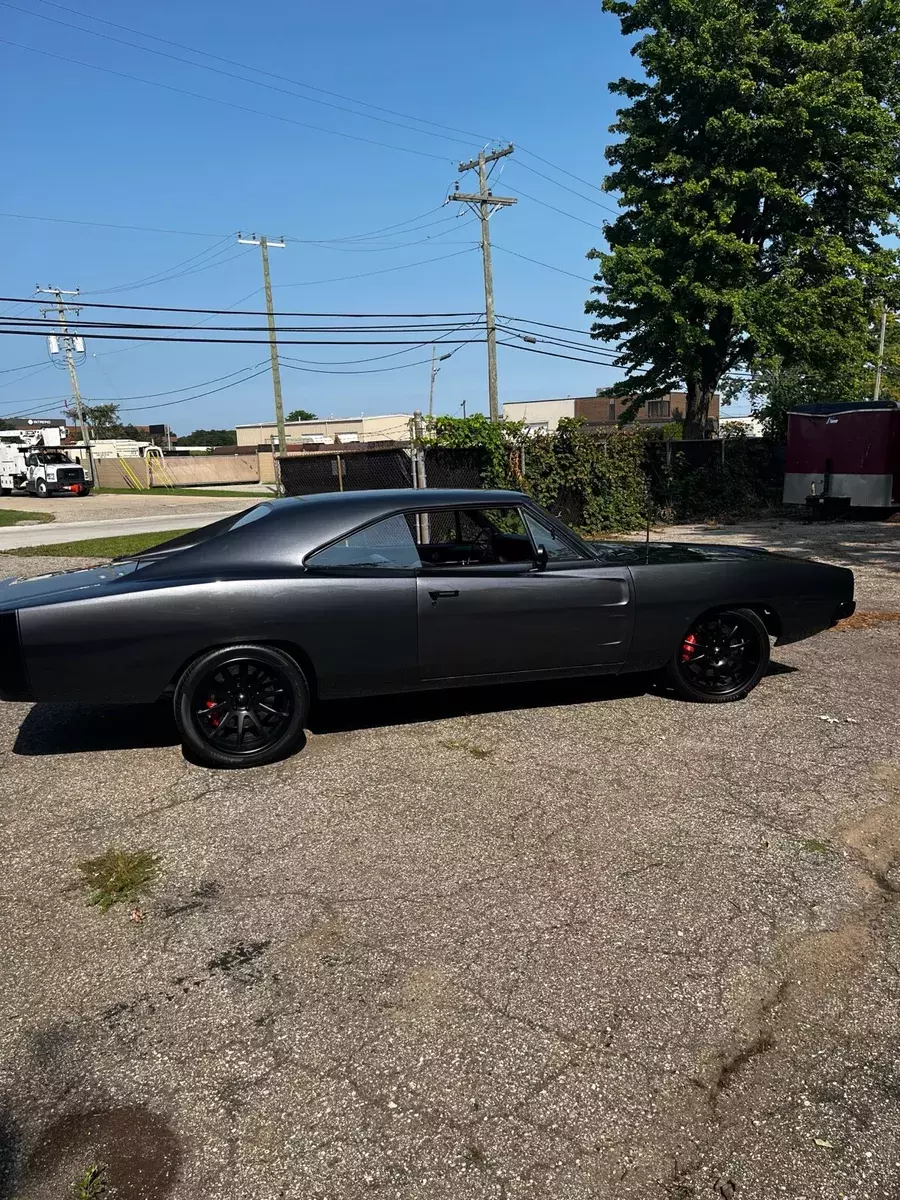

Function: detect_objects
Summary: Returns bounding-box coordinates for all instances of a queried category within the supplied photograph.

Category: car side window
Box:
[306,514,422,570]
[522,512,590,563]
[411,506,535,567]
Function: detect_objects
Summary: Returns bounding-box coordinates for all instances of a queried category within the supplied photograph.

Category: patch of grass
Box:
[798,837,834,856]
[1,529,191,560]
[72,1164,110,1199]
[96,486,266,498]
[441,739,493,759]
[77,848,161,913]
[0,508,54,526]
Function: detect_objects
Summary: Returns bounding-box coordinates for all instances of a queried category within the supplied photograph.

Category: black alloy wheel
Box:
[664,607,770,703]
[174,644,309,768]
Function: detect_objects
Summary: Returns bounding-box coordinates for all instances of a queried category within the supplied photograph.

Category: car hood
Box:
[0,560,142,612]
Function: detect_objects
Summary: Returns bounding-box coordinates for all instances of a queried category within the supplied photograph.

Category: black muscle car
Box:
[0,489,854,768]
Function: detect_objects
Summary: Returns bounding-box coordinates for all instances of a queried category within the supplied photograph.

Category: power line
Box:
[7,364,276,420]
[511,187,604,230]
[516,148,609,196]
[0,37,454,163]
[498,341,619,367]
[122,366,274,412]
[0,294,484,318]
[81,237,239,296]
[0,329,486,346]
[47,361,272,403]
[497,314,601,337]
[18,0,497,145]
[492,244,595,282]
[0,359,47,374]
[279,345,478,376]
[276,248,479,288]
[0,210,228,237]
[513,161,618,214]
[0,362,54,391]
[2,315,482,333]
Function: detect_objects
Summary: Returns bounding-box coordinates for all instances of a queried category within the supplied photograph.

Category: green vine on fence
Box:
[419,415,779,533]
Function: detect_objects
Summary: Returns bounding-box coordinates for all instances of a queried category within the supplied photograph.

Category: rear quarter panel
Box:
[625,556,853,672]
[18,574,417,703]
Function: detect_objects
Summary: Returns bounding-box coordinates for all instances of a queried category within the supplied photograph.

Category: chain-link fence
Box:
[279,445,413,497]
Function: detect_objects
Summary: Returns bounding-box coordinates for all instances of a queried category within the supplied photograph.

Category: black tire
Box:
[173,644,309,768]
[663,607,770,703]
[36,480,48,498]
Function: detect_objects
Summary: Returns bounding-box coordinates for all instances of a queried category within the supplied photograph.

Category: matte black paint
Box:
[0,489,854,706]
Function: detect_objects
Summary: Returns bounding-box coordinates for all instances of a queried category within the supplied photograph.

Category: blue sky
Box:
[0,0,652,432]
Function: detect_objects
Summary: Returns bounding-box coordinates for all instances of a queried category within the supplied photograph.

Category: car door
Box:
[302,512,420,698]
[414,505,634,682]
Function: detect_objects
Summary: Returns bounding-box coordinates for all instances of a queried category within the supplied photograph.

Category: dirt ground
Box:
[0,518,899,1200]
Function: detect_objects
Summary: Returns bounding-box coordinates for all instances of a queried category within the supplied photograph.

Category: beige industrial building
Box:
[235,414,413,447]
[504,392,720,433]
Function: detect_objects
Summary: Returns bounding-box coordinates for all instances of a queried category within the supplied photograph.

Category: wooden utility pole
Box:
[37,286,95,483]
[873,296,888,402]
[448,145,516,421]
[427,347,452,417]
[238,233,287,492]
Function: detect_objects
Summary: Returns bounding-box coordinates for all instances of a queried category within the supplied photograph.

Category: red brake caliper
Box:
[204,698,220,727]
[681,632,698,663]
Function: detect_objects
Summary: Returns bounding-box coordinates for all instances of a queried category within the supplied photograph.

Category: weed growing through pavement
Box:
[798,838,834,856]
[71,1163,111,1199]
[77,849,161,913]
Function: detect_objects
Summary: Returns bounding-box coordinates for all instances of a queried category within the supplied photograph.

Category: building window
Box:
[646,399,670,419]
[608,401,616,422]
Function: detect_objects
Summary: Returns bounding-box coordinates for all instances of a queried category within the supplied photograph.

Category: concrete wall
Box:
[502,399,576,432]
[148,455,259,487]
[258,451,276,484]
[94,457,150,489]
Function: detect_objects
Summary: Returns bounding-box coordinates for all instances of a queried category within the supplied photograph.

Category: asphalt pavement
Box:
[0,519,898,1199]
[0,509,244,551]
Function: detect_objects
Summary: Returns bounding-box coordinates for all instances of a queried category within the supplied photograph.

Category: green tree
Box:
[66,402,123,438]
[177,428,237,447]
[588,0,900,439]
[286,408,317,422]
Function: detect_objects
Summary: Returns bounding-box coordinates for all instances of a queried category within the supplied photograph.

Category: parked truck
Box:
[0,427,92,498]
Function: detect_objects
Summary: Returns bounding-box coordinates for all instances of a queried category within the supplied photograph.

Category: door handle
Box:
[428,589,459,605]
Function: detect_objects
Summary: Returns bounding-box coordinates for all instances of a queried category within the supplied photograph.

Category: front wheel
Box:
[174,644,309,768]
[663,608,770,703]
[36,480,48,498]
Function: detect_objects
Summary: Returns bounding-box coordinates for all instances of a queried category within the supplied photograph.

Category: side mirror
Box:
[535,544,549,570]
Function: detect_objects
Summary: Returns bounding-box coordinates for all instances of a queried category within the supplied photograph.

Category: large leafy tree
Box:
[588,0,900,438]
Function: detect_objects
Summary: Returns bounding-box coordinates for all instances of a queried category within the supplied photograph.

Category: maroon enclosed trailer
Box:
[783,400,900,510]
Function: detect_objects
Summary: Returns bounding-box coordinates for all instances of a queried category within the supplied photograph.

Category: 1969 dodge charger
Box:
[0,488,854,768]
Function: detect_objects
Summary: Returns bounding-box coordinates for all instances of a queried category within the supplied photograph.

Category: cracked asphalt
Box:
[0,519,899,1200]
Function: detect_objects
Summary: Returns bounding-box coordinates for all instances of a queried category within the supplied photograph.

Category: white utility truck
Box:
[0,427,92,497]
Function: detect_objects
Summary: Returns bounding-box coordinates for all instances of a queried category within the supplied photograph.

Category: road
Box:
[0,509,243,551]
[0,520,898,1198]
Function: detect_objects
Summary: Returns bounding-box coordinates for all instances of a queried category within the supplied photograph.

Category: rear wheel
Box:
[174,644,309,768]
[663,608,770,703]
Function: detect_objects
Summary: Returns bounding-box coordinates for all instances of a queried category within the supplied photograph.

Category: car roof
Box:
[139,487,538,577]
[276,487,527,512]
